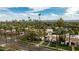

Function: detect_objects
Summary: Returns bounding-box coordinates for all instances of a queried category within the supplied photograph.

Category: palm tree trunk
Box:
[5,32,7,46]
[69,34,71,46]
[56,34,58,50]
[72,46,75,51]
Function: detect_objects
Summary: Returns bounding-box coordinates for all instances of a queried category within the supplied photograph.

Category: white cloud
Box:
[50,13,59,17]
[0,8,16,15]
[0,7,49,21]
[0,7,62,21]
[62,7,79,20]
[1,7,79,21]
[28,7,50,12]
[28,13,39,16]
[0,8,9,11]
[65,7,79,16]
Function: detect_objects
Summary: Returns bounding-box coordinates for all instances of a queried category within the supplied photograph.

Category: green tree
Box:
[20,31,40,43]
[57,18,64,27]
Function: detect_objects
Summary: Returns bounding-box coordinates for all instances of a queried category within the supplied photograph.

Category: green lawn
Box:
[75,47,79,51]
[42,42,72,51]
[0,46,5,51]
[57,45,72,51]
[42,41,48,45]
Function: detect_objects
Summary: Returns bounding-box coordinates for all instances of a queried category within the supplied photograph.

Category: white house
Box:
[6,30,11,33]
[65,34,79,46]
[25,27,29,30]
[45,34,59,42]
[45,28,59,42]
[0,29,5,33]
[12,29,16,32]
[46,29,53,35]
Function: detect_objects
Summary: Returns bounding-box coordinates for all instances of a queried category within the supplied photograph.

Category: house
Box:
[0,29,5,33]
[65,34,79,47]
[12,29,16,32]
[25,27,29,30]
[19,32,25,36]
[5,30,11,33]
[46,28,53,35]
[44,28,59,42]
[45,34,59,42]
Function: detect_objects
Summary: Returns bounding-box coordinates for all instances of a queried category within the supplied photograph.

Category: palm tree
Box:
[0,23,3,42]
[38,13,41,20]
[9,25,13,45]
[3,25,7,46]
[55,27,59,49]
[28,17,31,22]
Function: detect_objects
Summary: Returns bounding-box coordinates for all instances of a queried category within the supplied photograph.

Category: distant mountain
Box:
[41,19,79,22]
[64,20,79,22]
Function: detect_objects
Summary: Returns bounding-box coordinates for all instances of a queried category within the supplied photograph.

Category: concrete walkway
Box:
[39,40,45,45]
[72,46,75,51]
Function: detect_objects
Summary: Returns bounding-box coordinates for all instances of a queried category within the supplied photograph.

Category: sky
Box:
[0,7,79,21]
